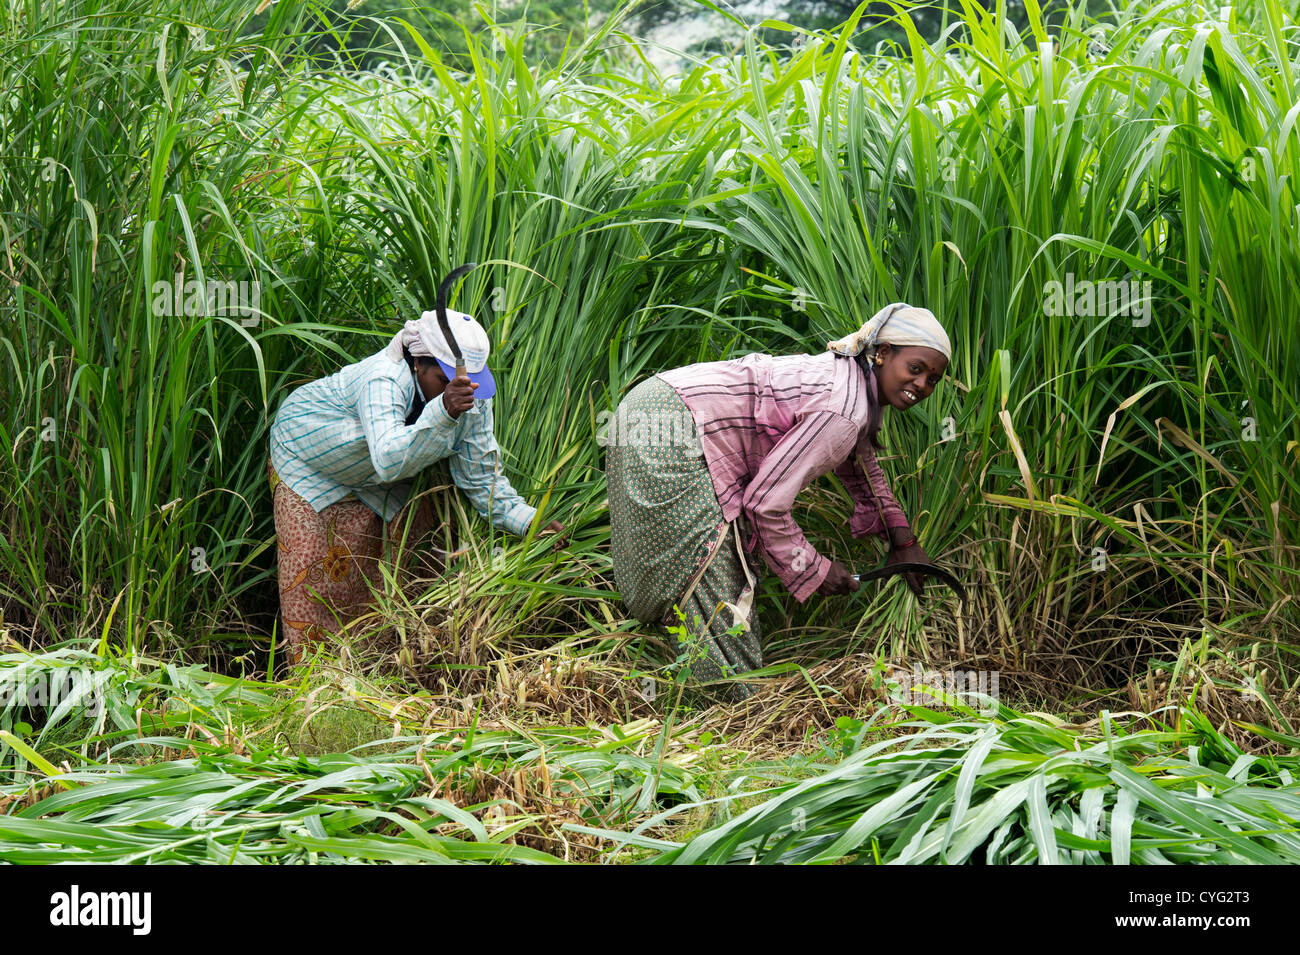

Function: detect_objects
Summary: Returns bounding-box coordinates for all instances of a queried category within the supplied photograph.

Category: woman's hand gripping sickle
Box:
[885,529,931,597]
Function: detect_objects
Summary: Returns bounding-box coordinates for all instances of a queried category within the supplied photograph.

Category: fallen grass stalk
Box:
[605,704,1300,864]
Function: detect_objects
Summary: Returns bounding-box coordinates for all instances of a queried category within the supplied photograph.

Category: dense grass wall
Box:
[1,0,1295,683]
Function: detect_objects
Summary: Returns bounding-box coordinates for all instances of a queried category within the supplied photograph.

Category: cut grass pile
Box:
[2,643,1297,864]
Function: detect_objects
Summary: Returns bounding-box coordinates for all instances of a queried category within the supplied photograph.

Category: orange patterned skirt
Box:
[269,459,438,664]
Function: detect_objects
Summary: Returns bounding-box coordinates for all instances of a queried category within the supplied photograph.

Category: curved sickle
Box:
[852,561,967,608]
[435,263,478,376]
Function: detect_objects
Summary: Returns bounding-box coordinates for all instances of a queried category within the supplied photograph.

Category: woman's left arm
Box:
[844,446,932,594]
[740,410,861,602]
[833,445,912,541]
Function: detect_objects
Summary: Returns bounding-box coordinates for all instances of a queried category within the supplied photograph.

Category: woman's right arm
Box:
[358,365,460,483]
[739,409,861,602]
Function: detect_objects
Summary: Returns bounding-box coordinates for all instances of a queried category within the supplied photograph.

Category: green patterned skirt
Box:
[606,376,761,698]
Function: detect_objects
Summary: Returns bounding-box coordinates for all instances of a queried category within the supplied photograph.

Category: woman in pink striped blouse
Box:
[605,303,952,700]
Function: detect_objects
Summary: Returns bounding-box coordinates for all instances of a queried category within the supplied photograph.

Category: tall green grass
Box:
[0,0,361,653]
[0,0,1295,691]
[684,0,1300,677]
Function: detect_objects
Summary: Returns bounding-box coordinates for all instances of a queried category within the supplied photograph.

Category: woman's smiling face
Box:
[874,343,949,410]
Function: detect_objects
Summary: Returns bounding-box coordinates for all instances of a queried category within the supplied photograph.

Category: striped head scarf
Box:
[827,302,952,362]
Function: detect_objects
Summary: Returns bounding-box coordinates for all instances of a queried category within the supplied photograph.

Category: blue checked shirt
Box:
[269,350,537,535]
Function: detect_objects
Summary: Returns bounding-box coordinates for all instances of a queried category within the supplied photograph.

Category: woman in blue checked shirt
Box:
[268,309,563,663]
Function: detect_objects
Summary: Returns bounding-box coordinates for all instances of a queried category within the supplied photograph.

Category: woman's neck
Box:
[854,352,885,444]
[854,353,876,398]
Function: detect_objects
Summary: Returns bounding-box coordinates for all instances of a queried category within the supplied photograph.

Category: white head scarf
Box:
[827,302,952,362]
[384,314,443,362]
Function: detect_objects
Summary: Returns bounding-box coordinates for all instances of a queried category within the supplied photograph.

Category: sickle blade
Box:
[436,263,477,376]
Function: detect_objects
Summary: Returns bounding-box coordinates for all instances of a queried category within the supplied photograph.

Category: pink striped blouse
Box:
[657,351,910,602]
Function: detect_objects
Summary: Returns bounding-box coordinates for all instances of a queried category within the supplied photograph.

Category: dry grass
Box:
[1126,656,1300,755]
